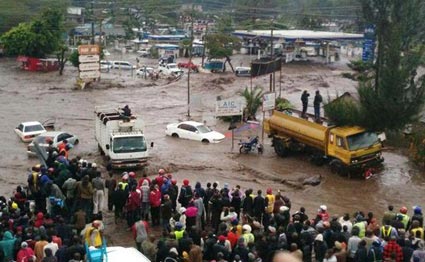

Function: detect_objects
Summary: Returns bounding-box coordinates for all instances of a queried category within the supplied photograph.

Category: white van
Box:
[235,67,251,77]
[112,61,136,70]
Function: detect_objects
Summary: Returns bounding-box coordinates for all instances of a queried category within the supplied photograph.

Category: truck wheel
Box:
[274,139,288,157]
[329,160,347,176]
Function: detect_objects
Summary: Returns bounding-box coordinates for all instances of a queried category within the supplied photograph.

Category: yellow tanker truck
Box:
[264,109,384,176]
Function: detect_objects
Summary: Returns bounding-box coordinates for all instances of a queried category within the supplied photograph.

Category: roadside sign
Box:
[79,70,100,79]
[78,45,100,55]
[79,55,100,63]
[79,62,100,71]
[262,92,276,111]
[216,98,243,117]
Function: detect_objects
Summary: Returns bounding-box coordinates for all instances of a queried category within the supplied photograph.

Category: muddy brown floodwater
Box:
[0,53,424,246]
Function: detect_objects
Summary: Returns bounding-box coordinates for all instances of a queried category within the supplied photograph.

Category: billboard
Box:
[251,57,282,77]
[216,98,244,117]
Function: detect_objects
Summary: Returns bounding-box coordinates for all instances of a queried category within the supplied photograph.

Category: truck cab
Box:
[327,127,383,173]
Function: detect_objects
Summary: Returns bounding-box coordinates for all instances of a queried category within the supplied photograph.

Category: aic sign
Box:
[216,98,243,117]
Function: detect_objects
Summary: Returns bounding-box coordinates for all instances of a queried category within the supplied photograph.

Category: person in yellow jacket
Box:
[84,220,104,248]
[264,188,275,228]
[411,220,424,239]
[398,206,410,230]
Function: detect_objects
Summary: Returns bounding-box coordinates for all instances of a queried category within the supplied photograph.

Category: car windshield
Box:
[113,136,147,153]
[34,136,54,144]
[347,132,379,151]
[25,125,44,132]
[196,125,212,133]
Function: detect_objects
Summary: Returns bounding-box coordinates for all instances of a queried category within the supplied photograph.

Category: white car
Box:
[15,121,47,142]
[165,121,225,143]
[27,131,79,156]
[112,61,136,70]
[137,48,151,57]
[158,63,183,76]
[136,67,154,76]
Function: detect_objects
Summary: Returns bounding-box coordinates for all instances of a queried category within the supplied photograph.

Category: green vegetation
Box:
[1,8,65,58]
[240,86,264,120]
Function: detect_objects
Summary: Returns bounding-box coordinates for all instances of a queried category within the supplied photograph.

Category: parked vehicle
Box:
[136,67,154,76]
[204,60,225,73]
[137,48,151,57]
[27,131,79,156]
[264,109,384,176]
[15,121,47,142]
[178,61,198,72]
[239,136,263,154]
[165,121,225,144]
[100,60,112,71]
[112,61,136,70]
[95,106,152,169]
[102,49,111,56]
[158,63,183,76]
[235,67,251,77]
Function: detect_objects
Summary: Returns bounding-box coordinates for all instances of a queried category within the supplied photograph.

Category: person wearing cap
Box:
[411,206,424,227]
[242,224,255,246]
[173,222,185,240]
[84,220,104,248]
[178,179,193,208]
[137,173,151,188]
[17,241,36,262]
[213,235,231,260]
[164,247,181,262]
[314,232,328,262]
[140,180,150,221]
[397,207,410,230]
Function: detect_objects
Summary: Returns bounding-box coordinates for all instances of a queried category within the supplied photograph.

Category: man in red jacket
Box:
[126,185,141,228]
[149,184,162,226]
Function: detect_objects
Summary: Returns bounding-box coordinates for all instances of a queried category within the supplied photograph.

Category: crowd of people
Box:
[1,141,425,262]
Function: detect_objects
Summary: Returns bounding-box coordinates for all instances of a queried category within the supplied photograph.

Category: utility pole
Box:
[187,3,194,118]
[271,19,275,93]
[91,1,95,45]
[201,22,208,67]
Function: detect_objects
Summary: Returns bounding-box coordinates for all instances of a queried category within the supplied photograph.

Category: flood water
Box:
[1,54,424,245]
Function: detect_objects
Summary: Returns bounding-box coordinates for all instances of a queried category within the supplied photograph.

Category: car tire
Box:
[171,133,179,138]
[202,139,210,144]
[74,139,79,145]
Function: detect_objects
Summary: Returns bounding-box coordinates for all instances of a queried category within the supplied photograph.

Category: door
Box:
[177,124,192,139]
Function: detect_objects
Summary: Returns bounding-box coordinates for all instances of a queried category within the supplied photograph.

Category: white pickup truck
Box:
[158,63,183,77]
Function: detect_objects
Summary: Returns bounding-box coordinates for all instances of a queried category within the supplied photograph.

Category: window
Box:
[336,136,346,149]
[17,124,23,131]
[57,133,72,142]
[113,136,147,153]
[329,133,334,144]
[24,124,44,132]
[196,125,212,133]
[178,124,190,131]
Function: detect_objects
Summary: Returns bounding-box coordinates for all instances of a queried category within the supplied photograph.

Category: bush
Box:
[275,97,293,111]
[347,60,373,73]
[324,94,362,126]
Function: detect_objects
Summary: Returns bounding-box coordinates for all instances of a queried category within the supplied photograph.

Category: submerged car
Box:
[27,131,79,156]
[15,121,47,142]
[165,121,225,143]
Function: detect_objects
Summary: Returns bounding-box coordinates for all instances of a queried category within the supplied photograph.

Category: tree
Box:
[356,0,425,131]
[240,86,264,120]
[205,33,241,72]
[56,45,68,75]
[1,8,65,58]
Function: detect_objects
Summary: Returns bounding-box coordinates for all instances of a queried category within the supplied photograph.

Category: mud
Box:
[1,53,425,247]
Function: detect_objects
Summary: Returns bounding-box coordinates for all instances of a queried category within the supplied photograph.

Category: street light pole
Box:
[187,3,194,119]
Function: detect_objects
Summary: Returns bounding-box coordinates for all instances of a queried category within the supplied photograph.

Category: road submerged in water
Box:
[0,54,424,245]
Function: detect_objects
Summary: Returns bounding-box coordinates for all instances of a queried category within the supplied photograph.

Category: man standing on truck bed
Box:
[314,90,323,122]
[301,90,309,118]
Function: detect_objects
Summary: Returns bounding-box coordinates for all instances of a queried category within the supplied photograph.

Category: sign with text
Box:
[79,62,100,71]
[78,45,100,55]
[79,70,100,79]
[79,55,100,63]
[262,92,276,111]
[216,98,243,117]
